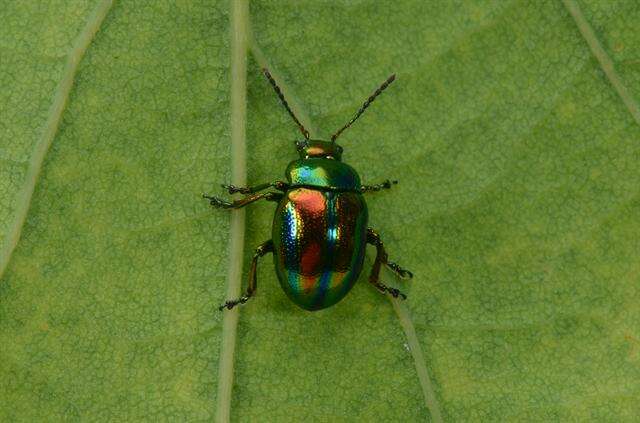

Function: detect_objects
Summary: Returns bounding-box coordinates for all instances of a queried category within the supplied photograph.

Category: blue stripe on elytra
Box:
[315,192,336,307]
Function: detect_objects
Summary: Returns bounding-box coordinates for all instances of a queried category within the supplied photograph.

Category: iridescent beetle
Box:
[205,69,413,311]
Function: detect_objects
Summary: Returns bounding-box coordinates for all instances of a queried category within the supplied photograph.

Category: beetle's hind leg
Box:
[366,228,413,300]
[219,240,274,311]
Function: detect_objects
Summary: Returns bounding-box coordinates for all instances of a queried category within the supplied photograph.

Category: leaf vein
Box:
[562,0,640,126]
[392,299,444,422]
[0,0,113,281]
[249,38,318,137]
[216,1,249,422]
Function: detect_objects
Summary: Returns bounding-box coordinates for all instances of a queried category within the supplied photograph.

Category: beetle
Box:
[205,69,413,311]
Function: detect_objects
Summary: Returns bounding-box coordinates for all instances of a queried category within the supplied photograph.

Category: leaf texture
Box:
[2,0,640,421]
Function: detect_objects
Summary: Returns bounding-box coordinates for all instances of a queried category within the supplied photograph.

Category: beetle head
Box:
[295,139,343,161]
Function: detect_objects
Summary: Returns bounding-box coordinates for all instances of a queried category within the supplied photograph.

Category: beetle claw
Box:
[388,288,407,300]
[218,300,238,311]
[382,179,399,189]
[399,269,413,279]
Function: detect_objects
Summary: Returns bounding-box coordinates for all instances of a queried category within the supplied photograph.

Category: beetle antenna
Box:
[331,74,396,142]
[262,68,310,140]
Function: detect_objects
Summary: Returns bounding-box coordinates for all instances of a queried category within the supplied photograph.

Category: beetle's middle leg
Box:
[366,227,413,300]
[203,191,282,209]
[219,240,274,311]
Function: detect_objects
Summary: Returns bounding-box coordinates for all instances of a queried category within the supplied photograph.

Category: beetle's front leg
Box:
[222,180,289,195]
[366,227,413,300]
[219,240,274,311]
[203,191,282,209]
[360,179,397,193]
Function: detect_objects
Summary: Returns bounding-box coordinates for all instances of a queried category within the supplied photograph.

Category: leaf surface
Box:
[2,0,640,421]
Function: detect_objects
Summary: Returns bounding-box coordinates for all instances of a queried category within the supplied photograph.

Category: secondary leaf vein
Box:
[249,38,318,137]
[392,299,444,422]
[562,0,640,126]
[0,0,113,281]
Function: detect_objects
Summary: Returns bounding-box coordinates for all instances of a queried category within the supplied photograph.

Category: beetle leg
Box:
[219,240,274,311]
[221,180,289,194]
[366,227,411,300]
[203,191,282,209]
[360,179,397,193]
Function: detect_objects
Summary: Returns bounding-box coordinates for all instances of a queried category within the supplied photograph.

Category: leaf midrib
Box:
[215,1,249,422]
[216,3,443,422]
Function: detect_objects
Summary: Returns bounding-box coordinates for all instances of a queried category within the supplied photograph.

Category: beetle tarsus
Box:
[386,261,413,279]
[222,184,251,195]
[373,282,407,300]
[218,296,250,311]
[203,194,232,208]
[361,179,398,193]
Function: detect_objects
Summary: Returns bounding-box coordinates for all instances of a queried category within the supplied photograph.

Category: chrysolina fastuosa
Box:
[205,69,413,311]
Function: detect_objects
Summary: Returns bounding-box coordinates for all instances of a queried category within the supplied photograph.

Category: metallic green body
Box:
[212,72,407,312]
[272,157,368,310]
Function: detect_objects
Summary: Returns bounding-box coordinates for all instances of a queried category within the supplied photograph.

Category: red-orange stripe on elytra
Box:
[300,242,321,275]
[301,275,317,291]
[290,189,325,214]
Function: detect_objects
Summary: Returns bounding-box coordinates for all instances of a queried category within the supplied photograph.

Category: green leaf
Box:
[2,0,640,421]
